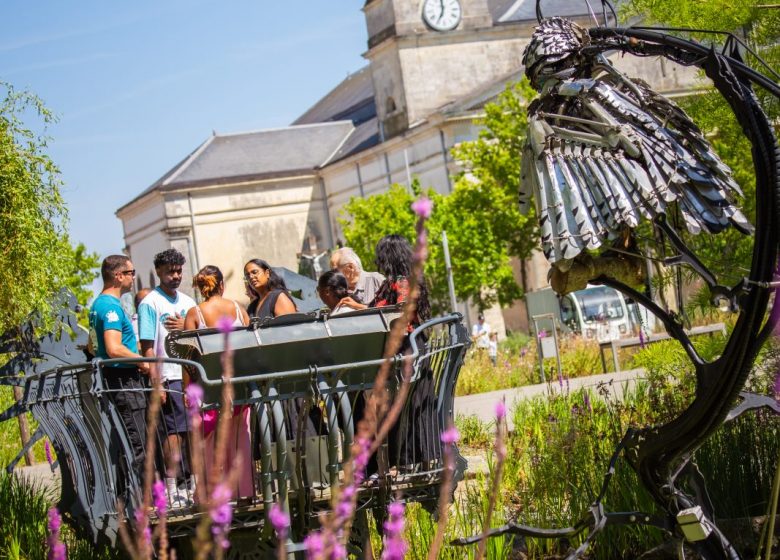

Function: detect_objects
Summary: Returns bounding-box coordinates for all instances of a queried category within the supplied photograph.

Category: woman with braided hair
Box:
[183,265,252,498]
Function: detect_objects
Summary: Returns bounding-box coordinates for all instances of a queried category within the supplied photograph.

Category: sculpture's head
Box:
[523,17,588,90]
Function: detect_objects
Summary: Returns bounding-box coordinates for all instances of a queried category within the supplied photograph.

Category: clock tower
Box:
[363,0,527,138]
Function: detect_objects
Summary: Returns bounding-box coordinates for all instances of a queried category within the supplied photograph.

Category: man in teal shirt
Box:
[89,254,150,488]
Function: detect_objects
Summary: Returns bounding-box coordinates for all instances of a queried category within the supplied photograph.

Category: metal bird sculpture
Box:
[519,18,752,294]
[454,11,780,560]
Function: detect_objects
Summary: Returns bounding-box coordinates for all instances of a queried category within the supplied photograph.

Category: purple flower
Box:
[495,400,506,420]
[538,329,547,339]
[216,314,234,334]
[47,507,62,534]
[134,509,151,546]
[185,383,203,409]
[520,347,527,358]
[303,532,324,556]
[47,508,66,560]
[639,329,646,349]
[152,479,167,516]
[331,542,347,560]
[352,437,371,484]
[441,426,460,445]
[269,503,289,540]
[381,501,407,560]
[45,440,54,467]
[411,196,433,218]
[210,483,233,549]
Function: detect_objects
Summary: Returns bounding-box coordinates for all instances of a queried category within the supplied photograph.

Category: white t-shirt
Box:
[137,287,196,381]
[488,339,497,357]
[472,321,491,349]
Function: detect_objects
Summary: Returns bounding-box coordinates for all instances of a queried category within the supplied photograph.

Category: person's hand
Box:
[338,297,367,311]
[164,312,185,332]
[137,362,151,375]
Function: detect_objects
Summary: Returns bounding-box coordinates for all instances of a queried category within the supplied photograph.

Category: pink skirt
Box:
[202,406,254,499]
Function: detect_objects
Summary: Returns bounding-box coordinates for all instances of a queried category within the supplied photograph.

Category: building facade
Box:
[116,0,701,331]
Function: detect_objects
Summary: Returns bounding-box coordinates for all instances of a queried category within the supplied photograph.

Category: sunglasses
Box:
[118,269,136,277]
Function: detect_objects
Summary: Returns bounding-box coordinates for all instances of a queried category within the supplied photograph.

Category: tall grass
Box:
[457,334,608,396]
[0,471,111,560]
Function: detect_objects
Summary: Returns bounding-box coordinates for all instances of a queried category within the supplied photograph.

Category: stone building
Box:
[116,0,699,332]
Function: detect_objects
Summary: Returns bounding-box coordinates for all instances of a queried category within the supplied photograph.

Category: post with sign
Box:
[532,313,562,384]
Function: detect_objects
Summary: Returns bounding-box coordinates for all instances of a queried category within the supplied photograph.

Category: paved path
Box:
[454,368,646,431]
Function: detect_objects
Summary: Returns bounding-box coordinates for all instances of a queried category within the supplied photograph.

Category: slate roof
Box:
[293,66,376,126]
[491,0,610,24]
[118,121,354,211]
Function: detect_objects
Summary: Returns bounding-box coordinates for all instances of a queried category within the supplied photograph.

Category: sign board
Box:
[540,336,558,359]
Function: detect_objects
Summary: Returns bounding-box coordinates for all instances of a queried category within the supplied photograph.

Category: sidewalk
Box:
[454,368,646,431]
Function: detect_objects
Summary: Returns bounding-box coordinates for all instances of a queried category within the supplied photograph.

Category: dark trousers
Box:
[104,368,148,497]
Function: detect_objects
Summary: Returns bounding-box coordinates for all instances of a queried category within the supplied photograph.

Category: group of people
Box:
[89,234,430,506]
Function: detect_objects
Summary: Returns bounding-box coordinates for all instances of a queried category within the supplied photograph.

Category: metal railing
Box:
[5,307,470,553]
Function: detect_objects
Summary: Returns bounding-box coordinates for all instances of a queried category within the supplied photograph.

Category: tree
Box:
[0,83,99,333]
[338,80,539,312]
[621,0,778,315]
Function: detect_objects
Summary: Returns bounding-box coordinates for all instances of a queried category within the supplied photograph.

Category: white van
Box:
[559,285,632,342]
[526,284,651,343]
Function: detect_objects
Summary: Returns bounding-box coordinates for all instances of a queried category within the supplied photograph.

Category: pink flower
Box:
[47,507,61,533]
[134,508,151,546]
[47,508,66,560]
[440,426,460,445]
[381,501,407,560]
[537,329,547,339]
[210,483,233,549]
[185,383,203,408]
[152,479,167,516]
[45,440,54,467]
[269,503,289,540]
[216,314,234,334]
[495,400,506,420]
[303,532,324,556]
[411,196,433,218]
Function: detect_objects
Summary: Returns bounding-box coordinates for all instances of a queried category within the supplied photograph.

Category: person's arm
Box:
[337,297,367,311]
[238,304,250,326]
[184,307,199,331]
[137,302,161,385]
[273,292,297,316]
[103,330,150,374]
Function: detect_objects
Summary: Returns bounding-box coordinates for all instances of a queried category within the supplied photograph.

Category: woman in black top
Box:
[243,258,325,441]
[243,259,296,319]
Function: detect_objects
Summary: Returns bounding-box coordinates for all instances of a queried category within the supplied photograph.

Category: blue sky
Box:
[1,1,367,261]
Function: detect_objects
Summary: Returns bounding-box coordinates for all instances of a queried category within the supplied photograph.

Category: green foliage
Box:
[456,334,604,396]
[455,414,493,449]
[622,0,756,33]
[0,82,99,333]
[339,80,539,311]
[623,0,779,317]
[0,472,111,560]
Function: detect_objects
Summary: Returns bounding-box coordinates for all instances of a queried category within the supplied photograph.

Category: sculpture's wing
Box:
[520,76,752,266]
[599,78,753,235]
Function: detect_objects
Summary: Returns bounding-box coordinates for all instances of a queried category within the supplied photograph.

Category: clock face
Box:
[422,0,462,32]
